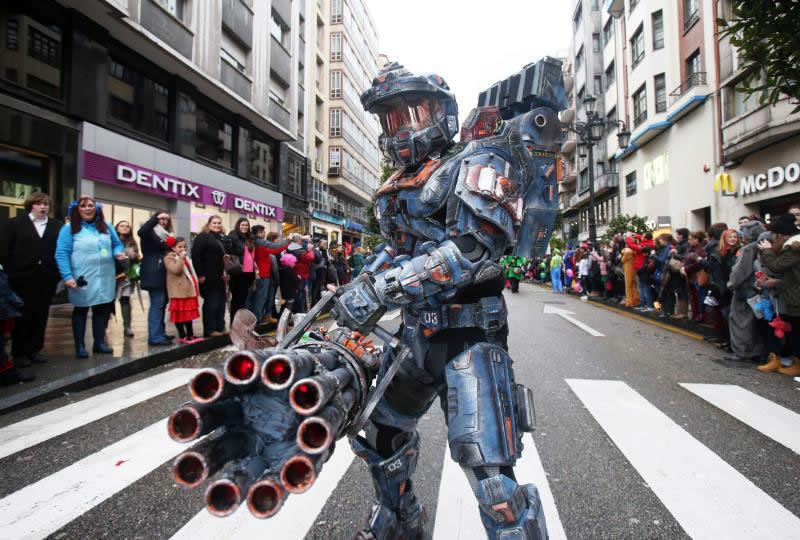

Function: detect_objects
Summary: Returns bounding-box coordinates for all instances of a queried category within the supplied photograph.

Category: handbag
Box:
[223,254,243,276]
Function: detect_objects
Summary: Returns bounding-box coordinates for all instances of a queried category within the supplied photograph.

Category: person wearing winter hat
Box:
[756,214,800,375]
[138,210,175,346]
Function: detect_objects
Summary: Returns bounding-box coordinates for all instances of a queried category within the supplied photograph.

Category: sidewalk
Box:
[0,293,230,413]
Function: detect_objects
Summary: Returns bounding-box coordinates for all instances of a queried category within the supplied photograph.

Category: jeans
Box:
[146,288,168,343]
[246,277,271,320]
[551,267,563,293]
[201,285,227,336]
[636,273,653,308]
[295,278,312,312]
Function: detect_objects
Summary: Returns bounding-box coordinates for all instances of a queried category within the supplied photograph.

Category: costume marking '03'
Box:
[165,57,566,540]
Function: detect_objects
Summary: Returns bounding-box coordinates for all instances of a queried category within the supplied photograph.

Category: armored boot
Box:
[475,474,548,540]
[351,430,425,540]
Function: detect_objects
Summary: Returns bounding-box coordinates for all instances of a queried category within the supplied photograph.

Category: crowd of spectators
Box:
[0,191,371,386]
[530,205,800,376]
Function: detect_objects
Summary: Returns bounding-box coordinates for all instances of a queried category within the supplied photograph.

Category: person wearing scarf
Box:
[55,197,125,357]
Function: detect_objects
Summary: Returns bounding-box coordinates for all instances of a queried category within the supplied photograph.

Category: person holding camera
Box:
[55,197,125,358]
[138,210,174,346]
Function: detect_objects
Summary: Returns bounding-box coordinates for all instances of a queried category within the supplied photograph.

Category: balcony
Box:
[683,9,700,33]
[560,98,575,124]
[270,37,291,86]
[605,0,625,17]
[140,0,194,60]
[220,60,252,101]
[290,134,304,152]
[297,87,304,114]
[561,159,577,185]
[269,97,291,130]
[221,0,254,49]
[327,166,373,202]
[667,72,709,123]
[722,98,800,162]
[561,131,577,154]
[272,0,292,30]
[568,173,619,208]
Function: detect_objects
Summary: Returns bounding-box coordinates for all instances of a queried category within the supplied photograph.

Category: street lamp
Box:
[566,95,631,243]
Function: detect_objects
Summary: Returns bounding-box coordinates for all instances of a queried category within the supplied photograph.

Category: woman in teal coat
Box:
[55,197,125,357]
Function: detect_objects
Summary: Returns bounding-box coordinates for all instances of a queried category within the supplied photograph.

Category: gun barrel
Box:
[223,351,262,386]
[188,368,227,404]
[261,351,315,390]
[296,388,356,454]
[289,367,353,415]
[246,477,286,518]
[204,455,268,517]
[172,432,248,487]
[167,400,243,443]
[280,454,324,494]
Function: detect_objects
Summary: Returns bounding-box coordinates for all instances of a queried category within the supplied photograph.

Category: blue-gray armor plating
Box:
[332,57,566,540]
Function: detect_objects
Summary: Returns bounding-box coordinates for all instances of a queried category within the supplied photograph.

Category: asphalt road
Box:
[1,283,798,540]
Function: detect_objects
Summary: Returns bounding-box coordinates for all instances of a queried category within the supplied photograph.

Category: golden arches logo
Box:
[714,173,735,193]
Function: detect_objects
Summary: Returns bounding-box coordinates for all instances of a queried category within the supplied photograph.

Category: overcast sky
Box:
[367,0,573,126]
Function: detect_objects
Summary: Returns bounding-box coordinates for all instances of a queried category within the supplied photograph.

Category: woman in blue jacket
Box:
[56,198,125,357]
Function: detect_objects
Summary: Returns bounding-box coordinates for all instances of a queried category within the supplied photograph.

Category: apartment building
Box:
[561,0,623,244]
[0,0,309,238]
[305,0,381,248]
[600,0,799,233]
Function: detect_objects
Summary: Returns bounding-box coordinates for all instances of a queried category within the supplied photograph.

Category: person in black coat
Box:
[227,217,257,320]
[191,215,230,337]
[138,210,174,345]
[0,192,63,367]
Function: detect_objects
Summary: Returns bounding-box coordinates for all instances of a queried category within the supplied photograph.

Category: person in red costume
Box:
[626,231,655,311]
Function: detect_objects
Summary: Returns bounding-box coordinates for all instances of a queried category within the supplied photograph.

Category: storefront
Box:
[311,210,345,246]
[81,123,283,240]
[342,220,365,250]
[715,135,800,225]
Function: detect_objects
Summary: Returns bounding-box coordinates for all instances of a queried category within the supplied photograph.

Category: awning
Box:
[344,220,366,233]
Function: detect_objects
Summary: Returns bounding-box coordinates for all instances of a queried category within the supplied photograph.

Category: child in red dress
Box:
[164,237,202,344]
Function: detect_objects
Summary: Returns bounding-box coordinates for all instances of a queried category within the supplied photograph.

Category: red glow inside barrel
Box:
[229,356,255,381]
[293,383,319,411]
[267,360,290,384]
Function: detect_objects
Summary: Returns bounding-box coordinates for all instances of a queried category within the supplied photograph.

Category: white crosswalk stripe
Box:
[567,379,800,540]
[432,433,567,540]
[0,368,200,460]
[680,383,800,454]
[2,373,799,539]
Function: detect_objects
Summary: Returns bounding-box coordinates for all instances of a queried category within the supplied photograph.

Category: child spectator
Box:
[164,237,202,345]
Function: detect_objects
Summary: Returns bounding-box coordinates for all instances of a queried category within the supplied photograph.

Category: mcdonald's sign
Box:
[714,173,738,197]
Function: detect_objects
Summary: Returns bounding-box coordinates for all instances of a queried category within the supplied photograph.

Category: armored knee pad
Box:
[351,430,425,540]
[445,343,535,467]
[476,476,548,540]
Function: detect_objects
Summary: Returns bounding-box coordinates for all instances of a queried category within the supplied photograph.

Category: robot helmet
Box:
[361,62,459,168]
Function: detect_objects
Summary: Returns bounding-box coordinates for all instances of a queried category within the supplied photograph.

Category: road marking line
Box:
[681,384,800,455]
[566,379,800,540]
[170,442,356,539]
[0,368,199,460]
[543,304,604,337]
[0,419,203,539]
[432,434,566,540]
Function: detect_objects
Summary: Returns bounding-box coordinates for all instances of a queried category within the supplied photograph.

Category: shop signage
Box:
[82,151,283,220]
[312,210,346,226]
[739,163,800,197]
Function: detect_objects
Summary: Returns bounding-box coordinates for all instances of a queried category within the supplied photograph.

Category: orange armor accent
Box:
[376,159,444,196]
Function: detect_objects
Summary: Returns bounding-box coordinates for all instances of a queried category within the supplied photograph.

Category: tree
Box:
[549,237,566,253]
[718,1,800,113]
[600,214,653,243]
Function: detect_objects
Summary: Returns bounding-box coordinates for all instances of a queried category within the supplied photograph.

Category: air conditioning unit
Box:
[328,166,340,177]
[315,160,322,172]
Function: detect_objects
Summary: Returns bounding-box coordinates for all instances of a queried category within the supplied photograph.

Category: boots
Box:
[121,302,134,337]
[777,356,800,376]
[757,353,782,372]
[92,307,113,354]
[72,311,89,358]
[672,299,688,319]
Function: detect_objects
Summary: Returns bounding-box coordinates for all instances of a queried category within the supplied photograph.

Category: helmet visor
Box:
[373,95,441,137]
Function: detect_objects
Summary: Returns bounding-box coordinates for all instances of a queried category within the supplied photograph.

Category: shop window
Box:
[1,10,63,99]
[626,171,637,197]
[195,106,234,169]
[108,59,170,142]
[631,24,644,68]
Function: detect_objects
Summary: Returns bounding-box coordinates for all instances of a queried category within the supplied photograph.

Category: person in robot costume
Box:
[329,60,566,540]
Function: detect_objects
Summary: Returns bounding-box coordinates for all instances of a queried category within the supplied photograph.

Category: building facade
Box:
[304,0,381,249]
[0,0,310,239]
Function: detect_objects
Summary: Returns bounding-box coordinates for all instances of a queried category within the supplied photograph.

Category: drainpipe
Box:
[713,0,724,167]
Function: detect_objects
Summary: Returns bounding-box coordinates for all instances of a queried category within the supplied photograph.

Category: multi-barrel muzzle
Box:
[261,351,315,390]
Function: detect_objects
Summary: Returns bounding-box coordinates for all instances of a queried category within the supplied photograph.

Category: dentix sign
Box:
[739,162,800,197]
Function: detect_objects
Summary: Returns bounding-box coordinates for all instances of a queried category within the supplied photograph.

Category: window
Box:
[156,0,185,20]
[331,0,343,24]
[575,45,584,71]
[195,106,233,168]
[724,78,766,120]
[630,0,639,11]
[28,27,60,67]
[329,146,341,168]
[330,70,342,98]
[683,0,700,30]
[626,171,637,197]
[330,108,341,137]
[573,5,582,30]
[579,169,588,192]
[108,59,170,142]
[686,50,701,77]
[592,0,600,10]
[6,18,18,50]
[654,74,666,113]
[594,75,602,96]
[270,75,287,105]
[271,12,289,49]
[592,33,600,53]
[330,33,342,61]
[220,30,247,73]
[605,61,615,89]
[631,25,644,68]
[287,155,304,196]
[633,83,647,127]
[652,10,664,50]
[245,131,276,186]
[603,18,613,46]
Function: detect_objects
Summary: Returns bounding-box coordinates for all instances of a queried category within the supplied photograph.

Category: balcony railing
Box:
[669,72,707,105]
